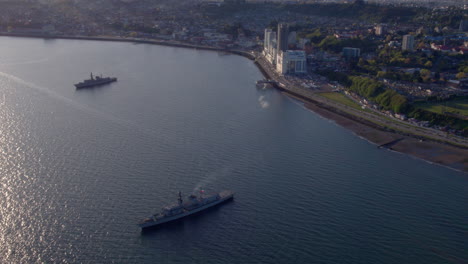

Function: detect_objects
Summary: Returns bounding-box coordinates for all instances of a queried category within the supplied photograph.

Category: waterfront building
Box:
[263,29,277,65]
[265,44,277,65]
[342,47,361,59]
[276,51,285,74]
[402,35,415,51]
[277,23,289,52]
[264,29,273,50]
[276,50,307,75]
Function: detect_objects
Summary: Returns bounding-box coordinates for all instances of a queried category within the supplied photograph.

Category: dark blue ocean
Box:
[0,37,466,263]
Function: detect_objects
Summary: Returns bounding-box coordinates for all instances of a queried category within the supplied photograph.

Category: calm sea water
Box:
[0,37,466,263]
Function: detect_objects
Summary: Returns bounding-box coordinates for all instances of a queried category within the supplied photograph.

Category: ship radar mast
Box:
[90,72,94,80]
[178,191,183,205]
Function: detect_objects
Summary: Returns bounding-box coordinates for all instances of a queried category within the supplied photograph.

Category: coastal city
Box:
[0,1,467,263]
[1,1,467,142]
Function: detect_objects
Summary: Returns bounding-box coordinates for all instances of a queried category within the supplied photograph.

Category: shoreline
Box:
[305,102,468,173]
[1,33,466,172]
[0,33,256,59]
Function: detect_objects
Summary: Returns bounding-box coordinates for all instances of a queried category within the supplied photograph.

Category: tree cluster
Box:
[348,77,408,113]
[316,36,378,54]
[377,48,434,69]
[408,108,468,134]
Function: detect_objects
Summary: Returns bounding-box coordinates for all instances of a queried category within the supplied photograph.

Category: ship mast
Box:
[178,191,183,205]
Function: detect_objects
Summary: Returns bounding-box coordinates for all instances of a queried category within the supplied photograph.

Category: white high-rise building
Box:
[264,29,272,50]
[402,35,415,51]
[263,29,277,65]
[276,51,307,75]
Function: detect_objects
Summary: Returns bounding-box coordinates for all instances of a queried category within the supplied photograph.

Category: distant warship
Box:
[138,190,234,229]
[74,73,117,89]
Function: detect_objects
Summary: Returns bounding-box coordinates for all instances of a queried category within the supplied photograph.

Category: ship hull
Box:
[74,78,117,89]
[139,191,234,229]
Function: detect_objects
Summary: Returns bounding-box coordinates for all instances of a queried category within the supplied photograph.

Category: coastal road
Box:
[255,56,468,148]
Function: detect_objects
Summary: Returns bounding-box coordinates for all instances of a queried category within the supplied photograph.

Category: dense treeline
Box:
[302,28,327,44]
[284,3,419,23]
[349,76,383,98]
[299,28,378,54]
[378,48,434,68]
[207,2,464,26]
[428,12,465,29]
[349,76,408,113]
[317,36,378,54]
[374,90,408,113]
[317,71,409,113]
[319,70,467,133]
[408,108,468,135]
[220,23,252,39]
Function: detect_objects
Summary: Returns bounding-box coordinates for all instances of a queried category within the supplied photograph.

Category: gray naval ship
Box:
[74,73,117,89]
[138,190,234,229]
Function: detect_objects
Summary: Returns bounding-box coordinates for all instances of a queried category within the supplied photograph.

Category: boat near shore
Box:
[138,190,234,229]
[74,73,117,89]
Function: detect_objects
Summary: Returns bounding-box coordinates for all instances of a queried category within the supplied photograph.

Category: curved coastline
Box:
[1,33,466,172]
[0,33,256,59]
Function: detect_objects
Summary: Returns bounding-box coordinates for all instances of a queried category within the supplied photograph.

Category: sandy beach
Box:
[305,103,468,172]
